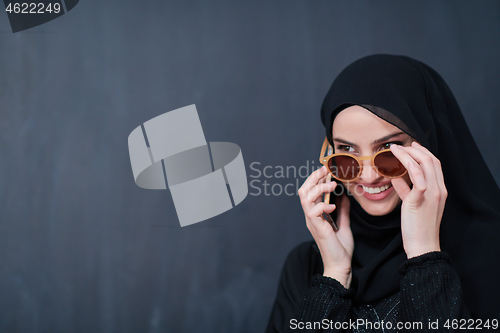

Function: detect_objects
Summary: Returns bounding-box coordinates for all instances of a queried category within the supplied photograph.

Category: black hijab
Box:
[320,54,500,320]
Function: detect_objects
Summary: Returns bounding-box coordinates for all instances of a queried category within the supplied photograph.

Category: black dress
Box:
[265,241,471,333]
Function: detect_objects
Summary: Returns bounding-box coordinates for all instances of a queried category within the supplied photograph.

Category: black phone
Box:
[322,173,339,231]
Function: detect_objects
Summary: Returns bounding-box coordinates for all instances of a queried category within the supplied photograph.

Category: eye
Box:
[336,145,355,153]
[381,141,403,150]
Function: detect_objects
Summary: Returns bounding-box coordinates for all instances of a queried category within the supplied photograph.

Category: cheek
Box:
[342,181,360,196]
[342,181,353,191]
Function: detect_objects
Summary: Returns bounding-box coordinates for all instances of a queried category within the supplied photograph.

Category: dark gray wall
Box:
[0,1,499,332]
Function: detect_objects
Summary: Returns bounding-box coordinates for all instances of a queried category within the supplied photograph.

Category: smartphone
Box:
[322,172,339,231]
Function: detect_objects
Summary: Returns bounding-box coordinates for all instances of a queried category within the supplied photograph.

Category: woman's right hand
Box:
[298,166,354,288]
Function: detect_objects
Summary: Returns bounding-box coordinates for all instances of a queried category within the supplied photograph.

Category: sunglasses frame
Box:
[319,137,408,183]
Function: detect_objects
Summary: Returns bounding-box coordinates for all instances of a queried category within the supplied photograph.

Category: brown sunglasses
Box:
[318,137,408,230]
[319,137,408,182]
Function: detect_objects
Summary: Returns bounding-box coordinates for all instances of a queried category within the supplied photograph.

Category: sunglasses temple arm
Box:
[319,137,328,163]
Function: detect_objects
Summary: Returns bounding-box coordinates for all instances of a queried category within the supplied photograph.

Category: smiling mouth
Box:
[361,184,392,194]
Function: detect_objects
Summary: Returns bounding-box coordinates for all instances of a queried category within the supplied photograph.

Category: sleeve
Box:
[266,242,354,333]
[397,251,472,330]
[293,275,354,332]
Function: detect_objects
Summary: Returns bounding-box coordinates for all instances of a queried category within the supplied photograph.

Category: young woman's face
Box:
[332,105,412,216]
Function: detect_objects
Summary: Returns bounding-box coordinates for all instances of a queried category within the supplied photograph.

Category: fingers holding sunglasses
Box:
[390,143,446,258]
[410,142,448,198]
[409,142,448,221]
[390,145,435,197]
[393,143,447,203]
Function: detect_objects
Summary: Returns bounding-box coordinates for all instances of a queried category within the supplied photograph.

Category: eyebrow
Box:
[332,131,406,147]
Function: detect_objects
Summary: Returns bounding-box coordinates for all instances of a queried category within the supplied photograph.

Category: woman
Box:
[266,55,500,332]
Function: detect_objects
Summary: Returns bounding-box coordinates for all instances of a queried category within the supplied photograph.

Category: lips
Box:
[361,183,391,194]
[355,182,395,201]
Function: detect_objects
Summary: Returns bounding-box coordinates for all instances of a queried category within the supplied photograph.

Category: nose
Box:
[359,160,383,184]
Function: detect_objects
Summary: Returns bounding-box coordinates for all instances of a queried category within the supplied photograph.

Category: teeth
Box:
[362,184,391,194]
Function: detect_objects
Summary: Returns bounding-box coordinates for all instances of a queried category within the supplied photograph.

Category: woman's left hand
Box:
[390,141,448,259]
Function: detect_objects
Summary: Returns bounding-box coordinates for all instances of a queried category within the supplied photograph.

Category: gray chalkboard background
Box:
[1,1,499,332]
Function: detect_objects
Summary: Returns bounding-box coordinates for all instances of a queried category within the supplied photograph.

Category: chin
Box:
[357,196,401,216]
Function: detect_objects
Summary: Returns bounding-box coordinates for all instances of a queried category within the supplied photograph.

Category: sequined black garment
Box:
[266,241,471,333]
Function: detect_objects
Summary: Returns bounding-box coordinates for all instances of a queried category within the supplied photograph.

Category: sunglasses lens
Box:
[374,151,406,178]
[328,155,361,181]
